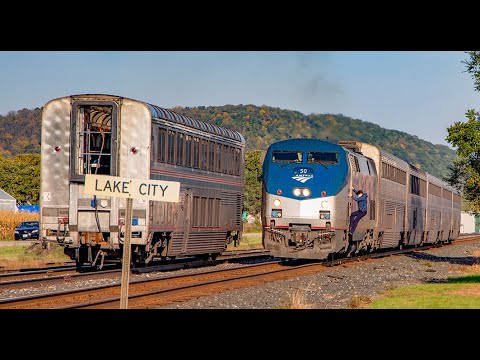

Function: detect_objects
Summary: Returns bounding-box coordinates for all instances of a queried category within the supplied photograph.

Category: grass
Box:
[370,283,480,309]
[365,248,480,309]
[227,232,262,251]
[276,285,315,309]
[0,243,69,270]
[348,295,373,309]
[242,219,263,233]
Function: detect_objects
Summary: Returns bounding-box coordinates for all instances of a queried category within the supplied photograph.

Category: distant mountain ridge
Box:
[172,104,456,179]
[0,104,456,179]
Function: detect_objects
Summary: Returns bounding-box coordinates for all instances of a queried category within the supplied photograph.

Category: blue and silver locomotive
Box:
[261,138,461,260]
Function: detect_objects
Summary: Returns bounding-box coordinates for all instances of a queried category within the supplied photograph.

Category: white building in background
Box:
[0,188,16,211]
[461,211,478,234]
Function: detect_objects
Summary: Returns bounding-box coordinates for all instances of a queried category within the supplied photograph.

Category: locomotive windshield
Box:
[307,151,338,165]
[272,150,302,163]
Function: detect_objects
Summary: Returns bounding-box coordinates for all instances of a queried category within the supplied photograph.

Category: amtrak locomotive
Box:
[261,138,461,260]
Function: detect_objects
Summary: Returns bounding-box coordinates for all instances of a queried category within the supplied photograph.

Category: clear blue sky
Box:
[0,51,477,147]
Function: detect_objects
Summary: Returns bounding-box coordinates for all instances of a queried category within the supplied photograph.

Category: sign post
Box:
[120,197,133,309]
[84,174,180,309]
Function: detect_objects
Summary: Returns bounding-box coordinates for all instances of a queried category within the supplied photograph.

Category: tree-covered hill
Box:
[172,104,456,179]
[0,108,42,157]
[0,104,456,180]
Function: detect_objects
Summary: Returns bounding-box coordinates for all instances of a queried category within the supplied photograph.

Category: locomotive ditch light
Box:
[273,199,281,207]
[321,200,329,208]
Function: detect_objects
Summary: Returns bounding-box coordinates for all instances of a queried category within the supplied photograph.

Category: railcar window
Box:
[428,183,442,197]
[222,145,229,173]
[235,147,242,175]
[381,162,406,185]
[442,189,452,200]
[193,137,200,169]
[209,142,215,171]
[272,150,302,163]
[176,133,184,166]
[453,193,461,204]
[167,130,176,164]
[307,151,338,164]
[158,128,167,163]
[228,147,235,175]
[72,104,115,180]
[410,175,426,197]
[215,143,221,172]
[185,135,192,167]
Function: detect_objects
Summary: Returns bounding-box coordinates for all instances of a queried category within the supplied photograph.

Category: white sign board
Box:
[84,174,180,202]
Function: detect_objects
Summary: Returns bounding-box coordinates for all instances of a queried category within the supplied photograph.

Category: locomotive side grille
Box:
[382,231,399,247]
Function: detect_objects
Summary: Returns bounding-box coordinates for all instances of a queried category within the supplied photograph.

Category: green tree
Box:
[445,109,480,211]
[244,150,262,215]
[0,154,40,204]
[445,51,480,212]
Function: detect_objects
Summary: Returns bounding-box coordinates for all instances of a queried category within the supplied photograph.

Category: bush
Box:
[243,218,262,233]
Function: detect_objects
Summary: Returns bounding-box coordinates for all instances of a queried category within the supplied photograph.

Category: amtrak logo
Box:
[292,174,313,183]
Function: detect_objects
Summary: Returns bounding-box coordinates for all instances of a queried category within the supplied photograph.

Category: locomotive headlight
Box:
[302,188,311,197]
[293,188,301,196]
[273,199,281,207]
[321,200,329,208]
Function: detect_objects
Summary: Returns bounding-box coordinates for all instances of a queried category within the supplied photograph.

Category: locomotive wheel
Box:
[346,243,357,257]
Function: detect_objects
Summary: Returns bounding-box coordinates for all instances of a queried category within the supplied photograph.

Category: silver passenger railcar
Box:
[40,94,245,269]
[261,139,461,260]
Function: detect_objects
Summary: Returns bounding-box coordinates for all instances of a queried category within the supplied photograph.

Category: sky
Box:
[0,51,477,147]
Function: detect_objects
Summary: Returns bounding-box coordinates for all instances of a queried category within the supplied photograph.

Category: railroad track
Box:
[1,235,478,309]
[0,251,273,294]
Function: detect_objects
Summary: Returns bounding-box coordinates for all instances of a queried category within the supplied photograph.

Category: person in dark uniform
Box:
[349,187,368,235]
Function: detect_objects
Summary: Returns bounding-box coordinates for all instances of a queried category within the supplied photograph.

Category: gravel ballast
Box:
[158,239,480,309]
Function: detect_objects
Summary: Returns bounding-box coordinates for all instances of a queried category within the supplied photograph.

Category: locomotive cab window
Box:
[272,150,302,163]
[307,151,338,165]
[70,102,118,182]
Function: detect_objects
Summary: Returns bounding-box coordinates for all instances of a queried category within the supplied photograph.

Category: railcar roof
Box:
[147,104,244,143]
[45,94,244,143]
